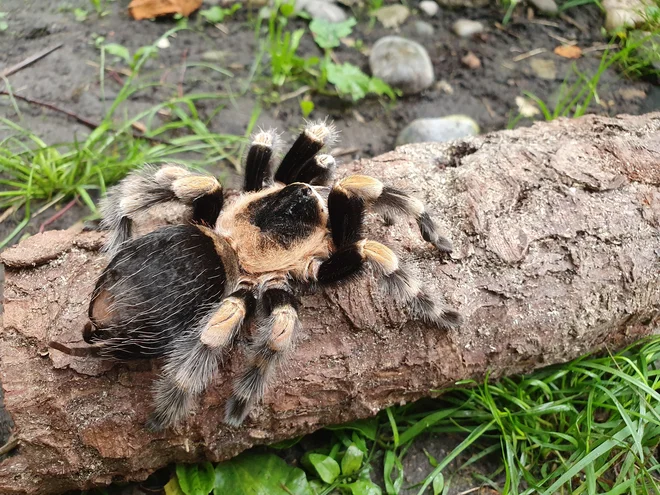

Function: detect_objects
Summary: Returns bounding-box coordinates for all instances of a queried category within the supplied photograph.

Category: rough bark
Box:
[1,113,659,494]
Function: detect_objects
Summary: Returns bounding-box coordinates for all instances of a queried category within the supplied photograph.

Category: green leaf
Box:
[300,100,314,118]
[383,451,403,495]
[214,453,312,495]
[176,463,215,495]
[303,453,341,483]
[432,473,444,495]
[341,444,364,476]
[279,1,296,17]
[343,480,383,495]
[104,43,131,65]
[164,477,186,495]
[309,17,357,49]
[74,8,88,22]
[326,62,370,101]
[200,4,241,23]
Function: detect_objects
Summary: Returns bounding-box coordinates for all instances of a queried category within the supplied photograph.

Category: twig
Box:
[178,49,188,98]
[85,60,132,77]
[329,146,360,157]
[512,48,546,62]
[545,30,577,45]
[1,44,63,78]
[0,436,18,457]
[279,85,312,102]
[560,13,588,33]
[108,70,124,86]
[582,43,618,54]
[0,204,19,225]
[529,19,561,28]
[0,90,170,145]
[494,22,521,39]
[481,97,496,119]
[39,198,78,234]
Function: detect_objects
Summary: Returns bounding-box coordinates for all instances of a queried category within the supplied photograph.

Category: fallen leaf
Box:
[131,121,147,133]
[128,0,203,20]
[554,45,582,59]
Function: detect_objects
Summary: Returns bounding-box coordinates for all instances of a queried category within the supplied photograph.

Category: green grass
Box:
[168,336,660,494]
[508,30,659,128]
[0,26,254,248]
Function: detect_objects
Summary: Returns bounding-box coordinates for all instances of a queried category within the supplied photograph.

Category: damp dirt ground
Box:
[0,0,658,493]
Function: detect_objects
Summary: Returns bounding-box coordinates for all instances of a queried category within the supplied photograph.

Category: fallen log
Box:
[1,113,659,494]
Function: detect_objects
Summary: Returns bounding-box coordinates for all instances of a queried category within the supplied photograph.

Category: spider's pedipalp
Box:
[225,288,300,426]
[274,120,338,185]
[100,165,223,254]
[335,176,453,253]
[148,289,256,430]
[244,129,280,192]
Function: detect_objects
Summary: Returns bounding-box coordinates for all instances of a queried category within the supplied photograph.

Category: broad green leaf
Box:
[341,444,364,476]
[176,462,215,495]
[326,62,369,101]
[303,453,341,483]
[343,480,383,495]
[164,477,186,495]
[214,453,312,495]
[309,17,357,49]
[352,432,368,454]
[104,43,131,64]
[432,473,444,495]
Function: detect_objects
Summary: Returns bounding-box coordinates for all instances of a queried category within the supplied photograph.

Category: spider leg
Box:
[147,288,256,431]
[243,129,280,192]
[316,185,461,329]
[295,154,337,186]
[100,165,223,254]
[336,175,453,252]
[274,120,337,185]
[225,286,300,426]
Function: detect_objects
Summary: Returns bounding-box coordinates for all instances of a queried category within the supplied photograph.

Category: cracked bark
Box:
[1,113,659,494]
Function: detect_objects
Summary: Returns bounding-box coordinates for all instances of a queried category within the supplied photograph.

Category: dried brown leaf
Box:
[554,45,582,59]
[128,0,203,20]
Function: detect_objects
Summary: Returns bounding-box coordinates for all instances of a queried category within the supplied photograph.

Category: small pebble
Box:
[452,18,485,38]
[603,0,647,31]
[297,0,348,22]
[461,51,481,69]
[527,0,558,15]
[374,4,410,28]
[529,58,557,80]
[414,20,435,37]
[419,0,439,16]
[369,36,435,95]
[396,116,480,146]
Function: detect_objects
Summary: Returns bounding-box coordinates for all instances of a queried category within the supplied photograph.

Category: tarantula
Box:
[50,120,460,430]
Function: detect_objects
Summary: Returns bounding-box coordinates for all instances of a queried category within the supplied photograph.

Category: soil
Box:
[0,0,658,493]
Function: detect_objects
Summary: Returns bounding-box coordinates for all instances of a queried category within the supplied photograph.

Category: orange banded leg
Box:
[225,287,300,426]
[147,289,255,430]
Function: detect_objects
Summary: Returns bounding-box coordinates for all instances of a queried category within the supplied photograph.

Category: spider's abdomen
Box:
[86,225,229,359]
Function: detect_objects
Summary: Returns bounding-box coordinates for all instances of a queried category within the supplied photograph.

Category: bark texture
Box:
[1,113,659,494]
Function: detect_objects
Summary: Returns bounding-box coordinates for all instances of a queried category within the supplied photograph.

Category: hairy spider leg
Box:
[147,288,256,431]
[243,129,280,192]
[225,286,300,426]
[338,175,453,253]
[274,120,337,185]
[315,177,461,329]
[294,154,337,186]
[100,165,224,254]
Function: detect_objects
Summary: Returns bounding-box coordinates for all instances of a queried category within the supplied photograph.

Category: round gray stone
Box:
[419,0,439,16]
[527,0,558,15]
[414,20,435,37]
[396,116,480,146]
[369,36,435,95]
[452,18,485,37]
[297,0,348,22]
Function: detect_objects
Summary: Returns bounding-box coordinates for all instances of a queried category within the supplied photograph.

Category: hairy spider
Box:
[50,120,461,430]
